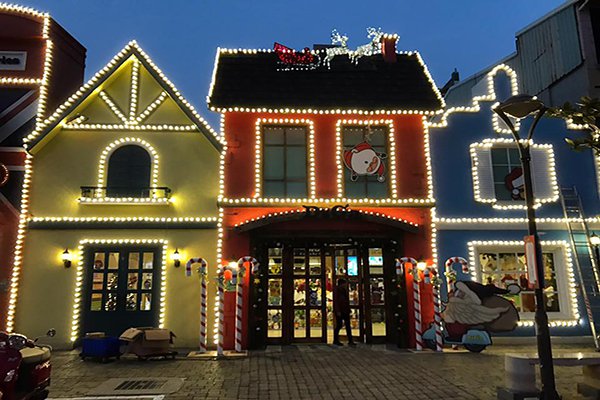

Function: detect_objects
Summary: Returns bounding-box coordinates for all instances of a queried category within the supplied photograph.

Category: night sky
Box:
[21,0,565,126]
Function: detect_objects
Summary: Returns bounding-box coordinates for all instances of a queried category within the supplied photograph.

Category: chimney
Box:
[381,33,399,63]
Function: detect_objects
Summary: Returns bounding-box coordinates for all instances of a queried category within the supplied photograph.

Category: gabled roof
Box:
[26,41,224,151]
[207,49,444,113]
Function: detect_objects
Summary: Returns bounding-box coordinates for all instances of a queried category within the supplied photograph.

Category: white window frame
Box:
[469,139,559,210]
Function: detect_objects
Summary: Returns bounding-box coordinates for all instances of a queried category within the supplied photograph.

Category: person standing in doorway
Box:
[333,278,355,346]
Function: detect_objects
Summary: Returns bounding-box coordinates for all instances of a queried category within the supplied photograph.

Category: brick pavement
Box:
[47,343,594,399]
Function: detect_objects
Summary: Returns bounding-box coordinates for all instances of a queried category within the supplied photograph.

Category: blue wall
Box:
[430,71,598,337]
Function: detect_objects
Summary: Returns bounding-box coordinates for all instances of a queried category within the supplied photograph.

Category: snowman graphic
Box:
[343,142,387,182]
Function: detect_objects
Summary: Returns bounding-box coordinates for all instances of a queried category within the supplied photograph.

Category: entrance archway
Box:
[235,207,418,349]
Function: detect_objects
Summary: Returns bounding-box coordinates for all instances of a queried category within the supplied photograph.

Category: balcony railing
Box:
[80,186,172,199]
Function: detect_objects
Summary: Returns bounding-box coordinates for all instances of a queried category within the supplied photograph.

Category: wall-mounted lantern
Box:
[62,249,72,268]
[172,248,181,268]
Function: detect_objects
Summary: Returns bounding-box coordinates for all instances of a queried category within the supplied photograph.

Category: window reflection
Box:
[479,251,559,313]
[268,310,282,337]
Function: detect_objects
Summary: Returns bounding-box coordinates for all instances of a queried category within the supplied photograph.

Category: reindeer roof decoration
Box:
[272,27,399,71]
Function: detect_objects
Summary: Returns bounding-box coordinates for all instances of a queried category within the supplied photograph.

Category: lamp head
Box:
[494,94,545,118]
[591,232,600,246]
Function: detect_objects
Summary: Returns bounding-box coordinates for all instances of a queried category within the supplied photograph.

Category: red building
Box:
[208,35,443,349]
[0,4,86,329]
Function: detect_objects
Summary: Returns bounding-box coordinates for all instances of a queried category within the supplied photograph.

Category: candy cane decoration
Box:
[411,264,423,351]
[396,257,421,350]
[235,256,259,353]
[217,266,224,356]
[444,256,469,300]
[396,257,417,276]
[429,268,444,352]
[186,258,209,352]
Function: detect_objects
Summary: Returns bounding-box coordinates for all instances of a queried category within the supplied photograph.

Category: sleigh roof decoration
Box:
[208,30,444,113]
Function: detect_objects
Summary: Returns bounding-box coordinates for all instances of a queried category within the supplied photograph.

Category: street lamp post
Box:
[591,232,600,267]
[494,95,560,400]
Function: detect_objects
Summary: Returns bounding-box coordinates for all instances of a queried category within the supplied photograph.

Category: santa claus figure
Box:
[343,142,387,182]
[504,167,525,200]
[444,280,520,340]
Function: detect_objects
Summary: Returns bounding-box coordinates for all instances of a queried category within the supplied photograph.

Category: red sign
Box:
[524,235,538,287]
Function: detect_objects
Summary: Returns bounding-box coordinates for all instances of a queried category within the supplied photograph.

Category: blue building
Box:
[429,0,600,340]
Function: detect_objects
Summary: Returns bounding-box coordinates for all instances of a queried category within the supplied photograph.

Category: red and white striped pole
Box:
[396,257,421,350]
[217,265,224,357]
[234,265,244,353]
[235,256,259,353]
[186,258,208,353]
[429,268,444,352]
[412,264,423,351]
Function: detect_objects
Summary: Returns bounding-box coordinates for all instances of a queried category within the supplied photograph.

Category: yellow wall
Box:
[14,53,222,348]
[16,228,217,348]
[28,128,220,218]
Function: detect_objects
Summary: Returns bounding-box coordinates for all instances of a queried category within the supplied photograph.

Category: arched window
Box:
[106,145,151,197]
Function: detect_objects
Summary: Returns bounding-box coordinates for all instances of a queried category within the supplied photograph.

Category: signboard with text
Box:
[0,51,27,71]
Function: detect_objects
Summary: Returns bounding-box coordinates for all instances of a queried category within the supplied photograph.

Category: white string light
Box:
[335,119,399,199]
[207,48,445,115]
[26,41,225,146]
[469,139,559,210]
[218,197,435,206]
[233,208,418,228]
[254,118,316,198]
[428,64,519,131]
[29,216,217,223]
[70,239,169,341]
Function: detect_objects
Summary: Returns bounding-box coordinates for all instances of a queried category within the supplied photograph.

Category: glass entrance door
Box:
[326,246,363,342]
[82,246,161,338]
[263,243,395,345]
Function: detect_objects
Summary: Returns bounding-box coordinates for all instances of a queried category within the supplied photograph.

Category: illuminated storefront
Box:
[209,34,443,348]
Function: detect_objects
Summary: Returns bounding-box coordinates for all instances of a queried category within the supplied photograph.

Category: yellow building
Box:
[8,41,224,348]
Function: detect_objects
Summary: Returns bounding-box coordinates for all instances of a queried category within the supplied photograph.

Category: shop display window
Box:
[479,250,560,313]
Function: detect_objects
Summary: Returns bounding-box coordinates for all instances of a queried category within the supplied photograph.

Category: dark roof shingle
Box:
[208,51,443,112]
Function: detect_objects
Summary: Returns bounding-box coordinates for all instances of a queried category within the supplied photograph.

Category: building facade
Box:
[0,3,86,330]
[427,0,600,341]
[430,63,600,338]
[9,41,223,348]
[208,36,443,349]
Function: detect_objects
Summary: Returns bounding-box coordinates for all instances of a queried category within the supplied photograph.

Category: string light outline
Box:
[207,48,445,115]
[254,118,316,199]
[29,216,218,223]
[470,139,559,210]
[25,41,224,147]
[427,64,520,132]
[232,208,419,228]
[335,119,399,199]
[70,239,168,342]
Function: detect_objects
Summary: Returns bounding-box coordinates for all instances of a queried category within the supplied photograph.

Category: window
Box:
[262,126,308,198]
[470,142,557,207]
[106,145,151,197]
[342,125,389,198]
[479,251,560,314]
[491,147,523,201]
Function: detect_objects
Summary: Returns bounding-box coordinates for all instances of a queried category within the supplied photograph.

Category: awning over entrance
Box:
[234,206,419,233]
